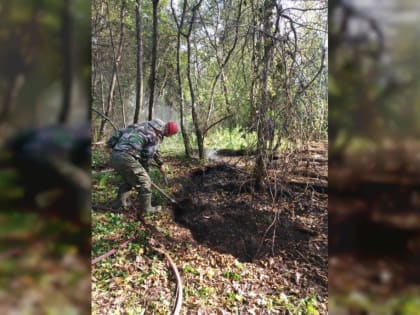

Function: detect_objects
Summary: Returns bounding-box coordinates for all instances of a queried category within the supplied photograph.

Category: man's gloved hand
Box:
[159,164,166,174]
[160,164,169,185]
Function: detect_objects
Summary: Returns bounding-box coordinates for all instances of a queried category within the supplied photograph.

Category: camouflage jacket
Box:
[8,124,90,168]
[106,122,164,166]
[6,124,91,192]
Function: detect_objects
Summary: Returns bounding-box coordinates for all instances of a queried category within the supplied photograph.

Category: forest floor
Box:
[0,212,90,314]
[329,139,420,314]
[0,172,90,313]
[91,141,328,314]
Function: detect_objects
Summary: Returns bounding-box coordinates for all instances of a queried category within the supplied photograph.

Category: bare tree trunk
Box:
[58,0,73,123]
[92,70,106,141]
[133,0,144,124]
[0,3,39,123]
[100,72,105,114]
[148,0,159,121]
[186,36,204,159]
[171,0,192,158]
[0,74,25,122]
[184,0,204,159]
[199,0,242,129]
[99,0,126,139]
[254,0,275,188]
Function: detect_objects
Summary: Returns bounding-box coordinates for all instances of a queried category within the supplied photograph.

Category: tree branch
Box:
[203,114,234,135]
[92,108,118,131]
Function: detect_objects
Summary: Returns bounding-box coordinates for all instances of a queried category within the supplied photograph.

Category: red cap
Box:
[165,121,179,136]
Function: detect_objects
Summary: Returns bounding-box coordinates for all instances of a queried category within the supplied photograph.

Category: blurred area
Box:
[0,0,91,313]
[329,0,420,313]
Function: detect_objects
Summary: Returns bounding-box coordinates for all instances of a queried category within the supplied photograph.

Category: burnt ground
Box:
[91,141,328,314]
[168,142,328,306]
[329,140,420,314]
[172,161,326,262]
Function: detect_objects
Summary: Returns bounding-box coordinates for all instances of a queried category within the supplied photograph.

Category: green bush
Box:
[205,126,257,150]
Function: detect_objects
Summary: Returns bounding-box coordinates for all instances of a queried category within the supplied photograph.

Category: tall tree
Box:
[198,0,242,135]
[253,0,276,188]
[171,0,192,157]
[148,0,159,120]
[90,0,327,156]
[99,0,126,139]
[184,0,204,159]
[58,0,73,123]
[133,0,144,124]
[0,2,40,123]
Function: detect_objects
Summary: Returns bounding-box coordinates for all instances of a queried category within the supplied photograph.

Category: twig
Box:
[254,209,279,259]
[295,249,311,264]
[92,203,126,213]
[92,108,118,131]
[203,114,234,136]
[91,235,136,265]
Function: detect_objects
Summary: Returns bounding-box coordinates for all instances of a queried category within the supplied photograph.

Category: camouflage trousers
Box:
[110,150,151,194]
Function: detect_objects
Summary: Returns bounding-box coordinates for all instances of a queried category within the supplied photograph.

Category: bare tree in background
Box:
[148,0,159,120]
[99,0,126,139]
[171,0,192,157]
[184,0,204,159]
[58,0,73,123]
[252,0,277,188]
[133,0,144,124]
[0,3,40,123]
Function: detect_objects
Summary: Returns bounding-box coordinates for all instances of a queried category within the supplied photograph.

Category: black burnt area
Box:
[172,163,321,263]
[329,212,420,259]
[329,174,420,260]
[329,160,420,294]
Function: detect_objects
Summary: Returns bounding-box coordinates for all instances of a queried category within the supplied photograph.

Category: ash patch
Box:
[172,163,324,264]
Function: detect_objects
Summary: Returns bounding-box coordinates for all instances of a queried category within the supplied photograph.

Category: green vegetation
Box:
[205,126,257,151]
[91,145,327,314]
[331,293,420,315]
[222,270,242,281]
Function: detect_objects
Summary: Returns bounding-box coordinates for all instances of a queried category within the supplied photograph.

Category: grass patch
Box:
[91,212,146,258]
[205,126,257,151]
[0,169,24,200]
[222,270,242,281]
[160,134,187,156]
[92,147,109,168]
[332,292,420,315]
[271,293,321,315]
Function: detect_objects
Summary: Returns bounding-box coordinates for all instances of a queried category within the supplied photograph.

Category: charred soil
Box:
[329,140,420,312]
[92,141,328,314]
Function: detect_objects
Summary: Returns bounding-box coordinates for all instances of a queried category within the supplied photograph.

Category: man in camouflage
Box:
[4,123,91,223]
[107,119,179,216]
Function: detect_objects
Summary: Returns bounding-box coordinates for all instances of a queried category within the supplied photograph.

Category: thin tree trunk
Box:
[199,0,242,129]
[186,36,203,159]
[0,2,40,123]
[171,0,192,158]
[184,0,204,159]
[254,0,275,188]
[58,0,73,123]
[0,74,25,122]
[148,0,159,120]
[100,72,105,114]
[99,0,126,139]
[133,0,144,124]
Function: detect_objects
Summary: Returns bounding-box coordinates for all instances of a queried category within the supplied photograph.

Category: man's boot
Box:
[138,192,161,216]
[111,184,133,209]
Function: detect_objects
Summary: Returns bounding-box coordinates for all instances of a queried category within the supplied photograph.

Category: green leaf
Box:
[306,303,320,315]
